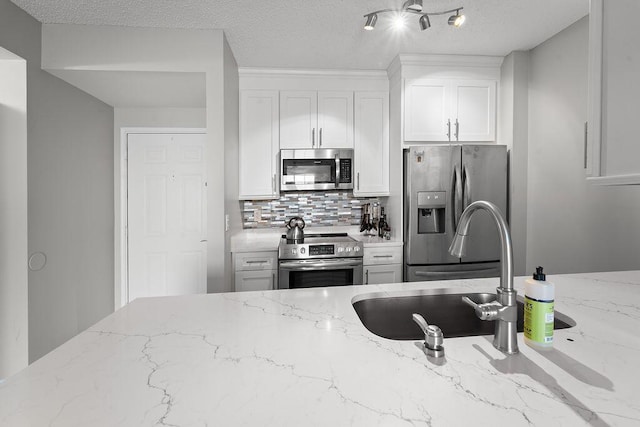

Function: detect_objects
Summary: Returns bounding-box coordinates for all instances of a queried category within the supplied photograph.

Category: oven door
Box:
[278,258,363,289]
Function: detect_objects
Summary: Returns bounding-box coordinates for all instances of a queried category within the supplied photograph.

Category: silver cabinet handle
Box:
[455,119,459,141]
[373,255,393,258]
[246,260,269,264]
[272,272,275,290]
[319,128,323,147]
[446,119,451,141]
[272,174,276,193]
[357,172,360,191]
[312,128,315,148]
[365,269,369,285]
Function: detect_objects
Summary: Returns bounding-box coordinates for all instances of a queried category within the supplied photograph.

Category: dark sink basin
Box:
[352,290,576,340]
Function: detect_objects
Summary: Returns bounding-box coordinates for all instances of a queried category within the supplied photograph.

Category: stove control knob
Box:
[300,247,306,254]
[346,247,352,253]
[291,249,297,255]
[354,246,361,252]
[338,247,344,253]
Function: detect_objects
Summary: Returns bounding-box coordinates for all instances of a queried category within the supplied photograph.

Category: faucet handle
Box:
[412,313,444,357]
[462,296,500,321]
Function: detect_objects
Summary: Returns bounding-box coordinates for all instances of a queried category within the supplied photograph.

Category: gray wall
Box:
[526,16,640,274]
[0,48,28,378]
[0,0,114,362]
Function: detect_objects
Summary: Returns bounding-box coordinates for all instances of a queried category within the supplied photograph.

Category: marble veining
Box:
[1,271,640,426]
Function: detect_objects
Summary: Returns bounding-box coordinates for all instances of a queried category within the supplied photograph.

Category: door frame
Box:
[116,127,206,309]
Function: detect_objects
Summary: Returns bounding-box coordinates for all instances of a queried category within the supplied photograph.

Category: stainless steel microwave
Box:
[280,149,354,191]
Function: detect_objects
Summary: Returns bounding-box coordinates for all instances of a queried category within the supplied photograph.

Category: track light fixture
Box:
[364,13,377,31]
[363,2,465,32]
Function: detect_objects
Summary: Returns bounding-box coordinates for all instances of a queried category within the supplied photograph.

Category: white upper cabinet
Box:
[280,90,354,149]
[239,90,279,199]
[404,78,496,142]
[354,91,389,196]
[280,91,317,149]
[404,79,451,141]
[587,0,640,185]
[317,91,354,148]
[453,80,496,142]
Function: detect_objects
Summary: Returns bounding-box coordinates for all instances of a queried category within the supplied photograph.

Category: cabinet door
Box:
[235,270,277,292]
[317,91,353,148]
[404,79,451,142]
[280,91,318,149]
[364,264,402,285]
[239,90,279,199]
[452,80,496,142]
[354,91,389,196]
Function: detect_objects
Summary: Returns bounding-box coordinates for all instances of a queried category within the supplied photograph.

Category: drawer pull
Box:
[373,255,393,258]
[245,260,269,264]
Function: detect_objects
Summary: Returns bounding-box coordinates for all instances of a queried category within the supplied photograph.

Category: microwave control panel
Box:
[340,159,352,183]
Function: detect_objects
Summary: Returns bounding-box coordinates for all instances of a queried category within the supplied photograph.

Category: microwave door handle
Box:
[335,155,340,188]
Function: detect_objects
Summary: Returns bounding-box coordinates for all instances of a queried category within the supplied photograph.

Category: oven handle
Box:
[279,259,363,270]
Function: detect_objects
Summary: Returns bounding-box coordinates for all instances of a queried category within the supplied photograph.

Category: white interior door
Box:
[127,132,207,301]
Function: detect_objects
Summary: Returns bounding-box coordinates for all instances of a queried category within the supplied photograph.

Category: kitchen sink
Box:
[352,290,576,340]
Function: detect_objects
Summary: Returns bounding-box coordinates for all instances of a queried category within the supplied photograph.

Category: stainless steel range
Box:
[278,233,364,289]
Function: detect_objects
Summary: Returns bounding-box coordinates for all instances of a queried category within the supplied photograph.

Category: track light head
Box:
[364,13,377,30]
[448,11,466,27]
[418,15,431,31]
[403,0,423,12]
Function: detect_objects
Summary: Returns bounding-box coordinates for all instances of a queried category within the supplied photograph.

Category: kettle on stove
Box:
[286,216,305,243]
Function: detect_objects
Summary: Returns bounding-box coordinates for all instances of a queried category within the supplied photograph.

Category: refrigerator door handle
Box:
[462,164,471,211]
[453,165,463,230]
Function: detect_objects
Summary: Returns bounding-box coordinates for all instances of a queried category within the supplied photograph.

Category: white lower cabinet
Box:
[233,251,278,292]
[363,245,403,285]
[364,264,402,285]
[235,270,277,292]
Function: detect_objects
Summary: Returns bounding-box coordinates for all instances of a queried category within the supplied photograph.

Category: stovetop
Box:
[278,233,363,260]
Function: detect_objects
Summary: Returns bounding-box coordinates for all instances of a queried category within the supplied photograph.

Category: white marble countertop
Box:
[2,271,640,426]
[231,227,403,252]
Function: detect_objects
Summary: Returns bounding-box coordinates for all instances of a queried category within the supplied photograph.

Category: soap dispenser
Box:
[524,266,555,350]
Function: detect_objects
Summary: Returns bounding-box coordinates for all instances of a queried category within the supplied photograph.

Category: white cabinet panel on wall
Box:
[239,90,279,199]
[280,90,354,149]
[587,0,640,185]
[317,91,354,148]
[280,91,317,149]
[453,80,496,142]
[354,91,389,196]
[404,79,451,141]
[404,78,496,142]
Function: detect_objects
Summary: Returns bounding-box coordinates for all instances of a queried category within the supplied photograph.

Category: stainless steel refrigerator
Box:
[404,145,508,282]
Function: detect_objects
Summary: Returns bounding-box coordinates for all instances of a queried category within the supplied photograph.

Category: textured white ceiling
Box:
[11,0,589,70]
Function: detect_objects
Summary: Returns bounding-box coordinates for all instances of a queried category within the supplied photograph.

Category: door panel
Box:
[454,80,496,142]
[460,145,507,263]
[404,79,451,141]
[280,91,317,149]
[318,91,353,148]
[128,133,207,302]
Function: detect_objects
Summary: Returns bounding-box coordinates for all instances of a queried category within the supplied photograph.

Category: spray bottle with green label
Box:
[524,266,555,349]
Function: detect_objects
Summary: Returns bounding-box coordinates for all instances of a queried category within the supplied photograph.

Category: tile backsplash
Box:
[241,192,380,229]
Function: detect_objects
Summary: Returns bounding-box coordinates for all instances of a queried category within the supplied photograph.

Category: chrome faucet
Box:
[449,200,519,354]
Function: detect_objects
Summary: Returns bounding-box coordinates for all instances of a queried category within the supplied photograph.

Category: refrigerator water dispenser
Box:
[417,191,446,234]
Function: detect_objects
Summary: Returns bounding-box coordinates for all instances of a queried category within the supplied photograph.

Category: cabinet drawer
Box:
[234,251,278,271]
[235,270,277,292]
[363,246,403,265]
